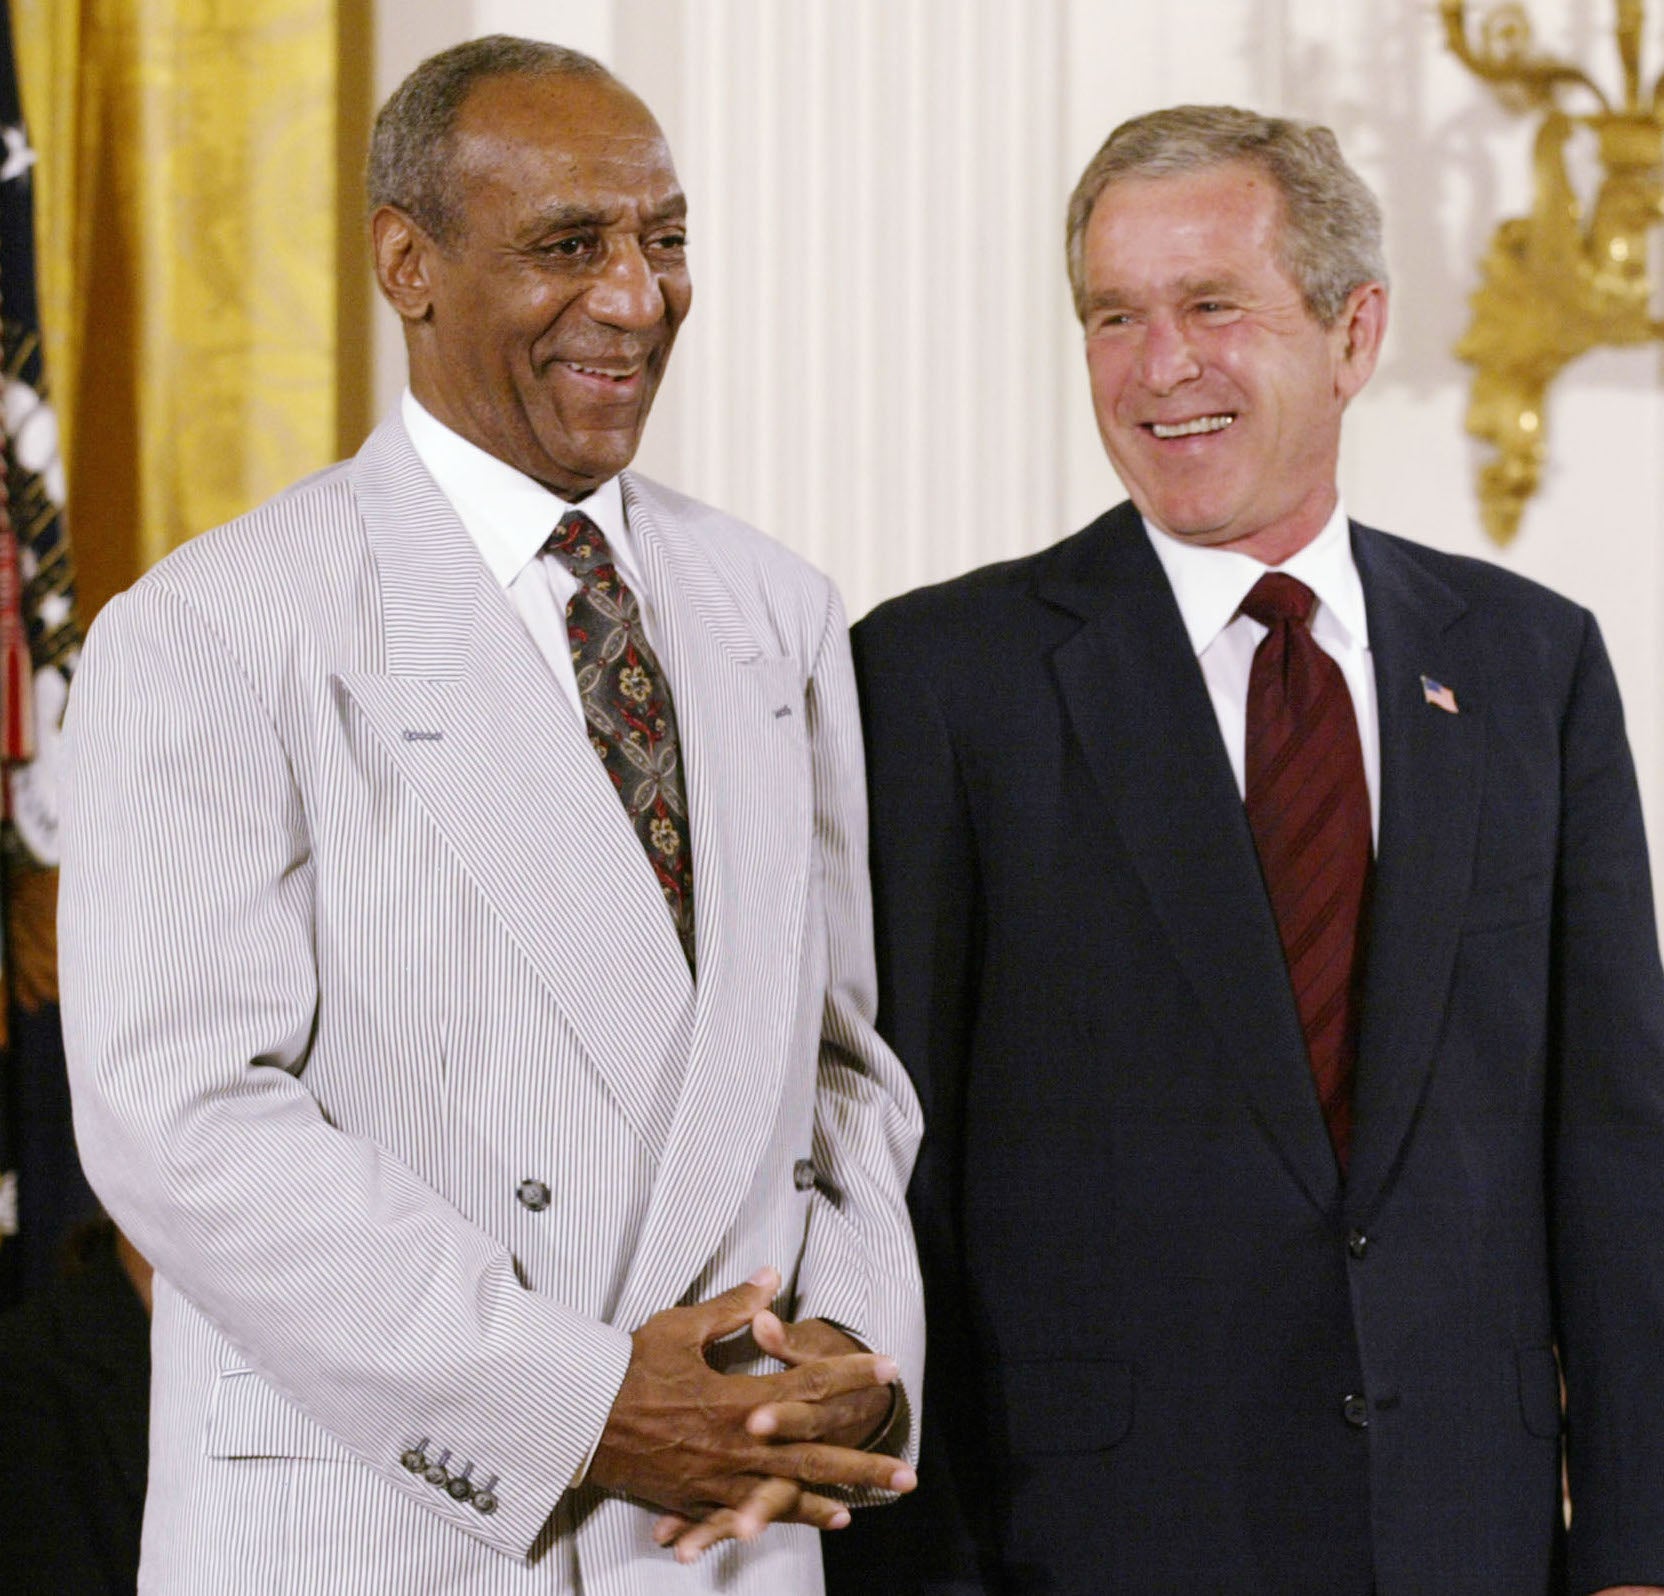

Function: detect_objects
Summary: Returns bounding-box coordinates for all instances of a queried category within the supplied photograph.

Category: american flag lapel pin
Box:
[1420,675,1459,714]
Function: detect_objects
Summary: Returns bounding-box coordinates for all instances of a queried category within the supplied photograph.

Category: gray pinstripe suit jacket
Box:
[59,416,924,1594]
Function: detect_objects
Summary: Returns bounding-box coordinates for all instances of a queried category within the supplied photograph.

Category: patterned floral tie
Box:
[1241,573,1371,1173]
[544,510,696,971]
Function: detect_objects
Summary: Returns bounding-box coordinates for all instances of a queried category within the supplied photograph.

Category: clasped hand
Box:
[587,1267,913,1563]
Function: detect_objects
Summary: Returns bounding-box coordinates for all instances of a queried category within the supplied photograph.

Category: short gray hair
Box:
[1065,104,1387,325]
[367,35,614,245]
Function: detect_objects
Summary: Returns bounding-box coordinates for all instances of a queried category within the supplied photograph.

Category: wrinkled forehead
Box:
[450,71,680,200]
[1085,164,1289,277]
[1091,160,1286,232]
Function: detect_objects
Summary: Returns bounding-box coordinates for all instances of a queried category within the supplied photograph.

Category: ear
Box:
[371,205,440,323]
[1332,280,1387,403]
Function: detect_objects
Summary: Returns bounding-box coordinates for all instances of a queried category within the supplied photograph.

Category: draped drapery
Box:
[13,0,365,617]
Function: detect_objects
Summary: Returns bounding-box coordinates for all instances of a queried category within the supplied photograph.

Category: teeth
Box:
[568,363,638,380]
[1150,415,1234,439]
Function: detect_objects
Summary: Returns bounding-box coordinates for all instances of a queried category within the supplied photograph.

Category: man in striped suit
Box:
[58,37,923,1594]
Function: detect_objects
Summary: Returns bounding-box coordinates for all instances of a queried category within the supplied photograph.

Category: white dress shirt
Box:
[401,389,662,721]
[1143,502,1381,845]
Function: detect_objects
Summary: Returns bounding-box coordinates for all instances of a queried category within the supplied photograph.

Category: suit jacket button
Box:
[1342,1394,1369,1429]
[1346,1229,1369,1260]
[516,1179,551,1212]
[473,1490,499,1515]
[793,1159,816,1192]
[446,1475,474,1502]
[400,1447,428,1473]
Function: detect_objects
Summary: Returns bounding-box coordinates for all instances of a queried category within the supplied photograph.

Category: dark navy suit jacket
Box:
[826,503,1664,1596]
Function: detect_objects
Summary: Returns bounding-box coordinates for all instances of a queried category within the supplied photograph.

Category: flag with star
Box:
[0,0,95,1306]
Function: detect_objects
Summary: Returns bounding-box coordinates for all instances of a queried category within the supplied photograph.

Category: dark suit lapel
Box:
[1041,508,1340,1214]
[1345,526,1485,1218]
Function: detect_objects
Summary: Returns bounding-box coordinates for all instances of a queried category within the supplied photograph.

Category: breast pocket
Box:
[743,657,812,834]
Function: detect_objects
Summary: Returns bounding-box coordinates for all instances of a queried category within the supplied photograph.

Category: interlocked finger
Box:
[651,1512,694,1546]
[667,1503,761,1565]
[658,1478,853,1564]
[685,1268,781,1349]
[772,1441,917,1493]
[766,1350,897,1406]
[748,1397,849,1440]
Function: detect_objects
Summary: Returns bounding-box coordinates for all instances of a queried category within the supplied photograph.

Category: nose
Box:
[1138,313,1201,394]
[586,237,667,331]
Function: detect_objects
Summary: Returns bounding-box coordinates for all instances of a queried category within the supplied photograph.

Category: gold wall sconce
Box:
[1442,0,1664,544]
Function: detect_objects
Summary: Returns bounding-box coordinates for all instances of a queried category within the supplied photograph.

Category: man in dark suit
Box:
[827,105,1664,1596]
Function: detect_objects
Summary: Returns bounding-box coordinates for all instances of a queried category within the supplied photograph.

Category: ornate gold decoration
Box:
[1442,1,1664,544]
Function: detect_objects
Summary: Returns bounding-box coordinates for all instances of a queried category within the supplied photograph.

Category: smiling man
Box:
[58,37,923,1595]
[828,106,1664,1596]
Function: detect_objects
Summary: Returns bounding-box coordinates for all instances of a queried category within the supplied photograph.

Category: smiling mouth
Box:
[560,360,645,383]
[1147,415,1235,439]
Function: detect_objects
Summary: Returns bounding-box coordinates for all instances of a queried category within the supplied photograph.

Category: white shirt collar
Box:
[1143,500,1369,657]
[401,389,633,589]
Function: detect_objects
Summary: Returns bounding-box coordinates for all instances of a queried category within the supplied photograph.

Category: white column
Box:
[625,0,1068,622]
[473,0,613,59]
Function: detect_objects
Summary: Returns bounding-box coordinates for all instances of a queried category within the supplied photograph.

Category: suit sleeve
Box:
[788,581,927,1469]
[59,582,632,1561]
[1548,611,1664,1594]
[823,602,996,1593]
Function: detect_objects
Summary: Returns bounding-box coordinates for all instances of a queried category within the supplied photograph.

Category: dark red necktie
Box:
[544,510,696,972]
[1241,574,1371,1172]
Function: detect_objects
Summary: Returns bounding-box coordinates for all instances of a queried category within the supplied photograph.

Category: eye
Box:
[648,229,688,256]
[541,234,595,260]
[1086,310,1134,335]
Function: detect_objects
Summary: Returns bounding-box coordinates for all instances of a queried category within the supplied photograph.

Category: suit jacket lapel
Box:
[1345,525,1485,1219]
[334,419,694,1158]
[1042,508,1340,1213]
[610,476,814,1329]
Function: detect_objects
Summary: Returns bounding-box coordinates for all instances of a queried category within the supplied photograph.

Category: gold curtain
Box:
[13,0,371,619]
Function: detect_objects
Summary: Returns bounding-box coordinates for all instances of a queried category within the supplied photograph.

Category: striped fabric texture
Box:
[57,416,925,1595]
